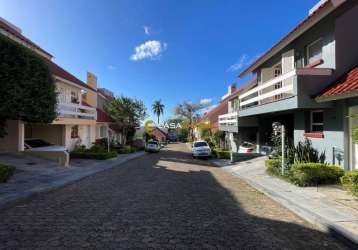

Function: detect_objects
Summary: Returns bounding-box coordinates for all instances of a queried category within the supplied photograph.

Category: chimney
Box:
[87,72,98,90]
[228,83,237,95]
[85,72,98,107]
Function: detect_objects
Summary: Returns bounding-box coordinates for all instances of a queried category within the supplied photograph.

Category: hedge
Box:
[0,34,56,137]
[70,151,117,160]
[265,159,282,176]
[71,144,118,160]
[214,148,231,159]
[116,146,136,154]
[341,171,358,195]
[289,163,344,187]
[0,164,16,183]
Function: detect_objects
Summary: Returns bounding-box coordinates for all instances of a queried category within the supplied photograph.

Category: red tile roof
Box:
[317,66,358,100]
[0,17,53,58]
[199,100,228,129]
[45,59,96,92]
[228,78,257,99]
[96,108,113,123]
[239,0,333,78]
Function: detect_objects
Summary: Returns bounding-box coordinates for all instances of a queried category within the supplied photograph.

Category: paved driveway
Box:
[0,143,345,249]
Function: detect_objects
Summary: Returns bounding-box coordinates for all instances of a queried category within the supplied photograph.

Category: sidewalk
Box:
[211,156,358,247]
[0,151,146,209]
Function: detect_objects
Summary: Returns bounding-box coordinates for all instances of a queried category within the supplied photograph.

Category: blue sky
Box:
[0,0,318,121]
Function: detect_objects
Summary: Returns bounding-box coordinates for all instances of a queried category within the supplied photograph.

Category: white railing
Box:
[57,102,97,119]
[239,70,296,109]
[218,112,238,126]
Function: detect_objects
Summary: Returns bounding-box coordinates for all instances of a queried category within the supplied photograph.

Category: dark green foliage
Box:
[294,139,326,164]
[289,163,344,187]
[0,164,16,183]
[70,145,118,160]
[143,132,156,142]
[265,159,282,176]
[106,96,146,144]
[116,145,136,154]
[0,34,56,136]
[341,171,358,195]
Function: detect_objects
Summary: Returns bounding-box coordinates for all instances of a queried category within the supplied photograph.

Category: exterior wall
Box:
[86,72,98,107]
[0,120,24,152]
[294,103,345,167]
[64,124,96,151]
[56,80,82,104]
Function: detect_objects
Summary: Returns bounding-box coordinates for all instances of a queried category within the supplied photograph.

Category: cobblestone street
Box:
[0,143,345,249]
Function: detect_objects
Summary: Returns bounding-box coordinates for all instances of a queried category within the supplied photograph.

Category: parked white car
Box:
[24,138,67,152]
[192,140,212,158]
[145,140,161,153]
[239,141,256,153]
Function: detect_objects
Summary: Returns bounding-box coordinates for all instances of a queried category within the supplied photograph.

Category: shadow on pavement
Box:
[0,143,350,249]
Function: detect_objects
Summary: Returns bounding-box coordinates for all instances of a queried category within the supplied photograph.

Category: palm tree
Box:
[152,100,165,124]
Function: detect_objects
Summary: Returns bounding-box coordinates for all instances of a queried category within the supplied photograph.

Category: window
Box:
[71,125,79,138]
[306,39,323,65]
[100,126,107,138]
[311,110,324,132]
[71,91,79,104]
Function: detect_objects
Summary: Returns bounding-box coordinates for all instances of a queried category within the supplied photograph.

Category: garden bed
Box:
[265,159,344,187]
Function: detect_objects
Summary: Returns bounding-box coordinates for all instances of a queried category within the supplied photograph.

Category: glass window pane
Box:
[308,40,323,64]
[312,111,323,123]
[312,125,323,132]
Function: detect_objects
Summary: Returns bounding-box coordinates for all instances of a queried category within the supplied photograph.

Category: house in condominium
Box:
[221,0,358,170]
[0,17,117,153]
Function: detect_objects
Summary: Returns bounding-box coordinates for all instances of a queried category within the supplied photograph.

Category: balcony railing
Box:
[219,112,238,126]
[57,102,97,120]
[239,70,296,109]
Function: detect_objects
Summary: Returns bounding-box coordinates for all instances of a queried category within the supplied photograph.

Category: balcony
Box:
[239,67,333,112]
[218,112,238,133]
[57,102,97,120]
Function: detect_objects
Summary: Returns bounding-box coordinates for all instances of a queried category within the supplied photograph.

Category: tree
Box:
[0,34,57,137]
[152,100,165,124]
[106,96,146,145]
[174,101,208,140]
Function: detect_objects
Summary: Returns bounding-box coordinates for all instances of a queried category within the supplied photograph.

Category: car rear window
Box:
[194,142,208,147]
[25,139,52,148]
[241,142,253,147]
[148,141,159,145]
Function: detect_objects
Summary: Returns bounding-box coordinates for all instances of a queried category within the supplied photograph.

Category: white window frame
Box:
[306,38,323,65]
[310,110,324,132]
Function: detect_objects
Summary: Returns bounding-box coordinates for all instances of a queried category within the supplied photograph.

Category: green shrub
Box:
[265,159,282,176]
[341,171,358,195]
[0,164,16,183]
[214,148,231,159]
[116,145,136,154]
[70,151,117,160]
[71,144,117,160]
[290,163,344,187]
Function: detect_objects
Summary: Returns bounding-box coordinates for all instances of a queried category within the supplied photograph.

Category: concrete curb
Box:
[0,151,147,211]
[211,160,358,249]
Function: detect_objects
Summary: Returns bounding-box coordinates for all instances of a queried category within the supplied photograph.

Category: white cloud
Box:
[130,40,167,61]
[199,98,212,106]
[227,54,249,72]
[107,65,116,70]
[227,54,262,73]
[143,25,151,35]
